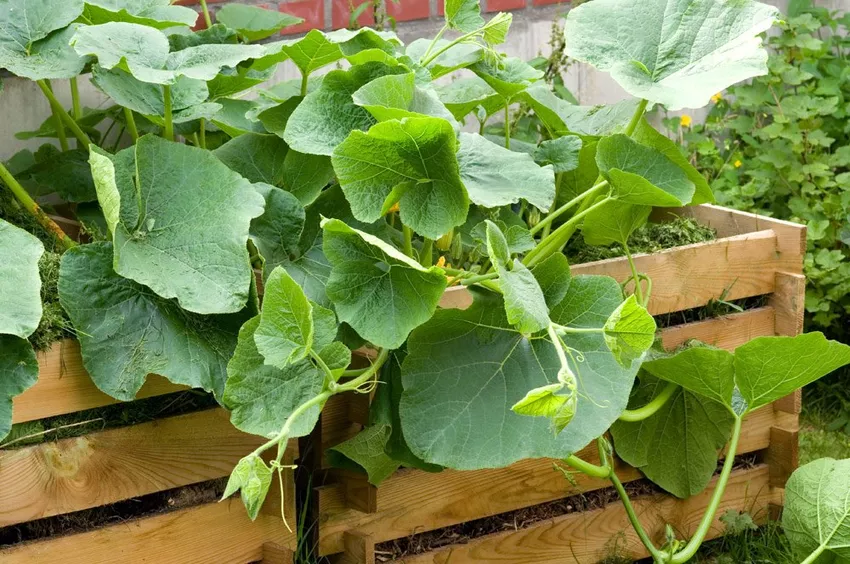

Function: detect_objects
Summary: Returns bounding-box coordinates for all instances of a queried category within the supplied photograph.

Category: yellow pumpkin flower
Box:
[680,115,692,127]
[734,159,742,168]
[387,202,400,214]
[711,92,722,103]
[436,256,446,268]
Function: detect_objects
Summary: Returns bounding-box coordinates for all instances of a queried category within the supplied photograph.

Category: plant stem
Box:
[36,80,92,148]
[461,272,499,286]
[625,99,649,136]
[618,382,678,422]
[504,105,511,149]
[799,545,827,564]
[623,243,645,305]
[610,469,667,563]
[531,181,608,236]
[563,454,610,479]
[668,416,744,563]
[70,77,82,120]
[0,162,76,250]
[300,72,309,97]
[199,118,207,149]
[524,196,613,267]
[420,238,433,266]
[43,81,69,152]
[163,85,174,141]
[420,25,447,62]
[199,0,212,28]
[310,350,336,385]
[421,28,482,67]
[402,224,414,258]
[124,107,139,141]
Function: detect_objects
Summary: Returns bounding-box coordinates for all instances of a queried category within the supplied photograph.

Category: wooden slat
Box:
[387,465,780,564]
[0,409,273,526]
[12,340,186,424]
[0,498,296,564]
[316,406,778,556]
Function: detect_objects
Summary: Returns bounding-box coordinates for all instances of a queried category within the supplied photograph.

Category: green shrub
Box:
[671,0,850,337]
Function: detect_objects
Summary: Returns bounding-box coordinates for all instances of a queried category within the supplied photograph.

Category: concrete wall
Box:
[0,0,840,158]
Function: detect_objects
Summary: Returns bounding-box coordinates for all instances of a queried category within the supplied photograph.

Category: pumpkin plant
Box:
[0,0,848,561]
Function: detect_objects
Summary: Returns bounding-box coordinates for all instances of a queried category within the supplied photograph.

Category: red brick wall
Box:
[175,1,569,35]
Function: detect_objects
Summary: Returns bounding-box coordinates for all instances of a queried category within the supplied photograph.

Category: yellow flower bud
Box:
[387,202,400,214]
[680,115,692,127]
[436,256,446,268]
[711,93,722,103]
[734,159,742,168]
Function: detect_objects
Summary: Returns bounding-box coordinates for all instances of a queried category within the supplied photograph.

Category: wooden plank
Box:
[333,531,377,564]
[317,406,778,556]
[262,543,295,564]
[659,306,775,351]
[387,465,780,564]
[771,272,806,337]
[12,340,186,424]
[768,426,799,489]
[0,409,271,526]
[0,498,296,564]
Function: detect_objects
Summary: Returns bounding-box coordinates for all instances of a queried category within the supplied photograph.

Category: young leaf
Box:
[401,277,641,470]
[0,335,40,440]
[457,132,555,211]
[327,425,401,486]
[352,72,457,125]
[223,455,273,521]
[534,136,582,173]
[216,3,303,42]
[445,0,484,32]
[211,98,268,136]
[223,317,323,438]
[642,346,736,408]
[406,38,484,79]
[531,254,572,309]
[582,201,652,248]
[435,76,501,121]
[611,374,735,498]
[322,219,447,349]
[596,134,696,207]
[471,57,543,100]
[0,220,44,339]
[486,221,549,335]
[58,243,249,401]
[511,382,577,435]
[562,0,780,110]
[82,0,198,29]
[89,136,265,315]
[520,83,639,137]
[253,267,316,368]
[284,62,407,156]
[783,458,850,562]
[332,117,468,240]
[602,295,656,367]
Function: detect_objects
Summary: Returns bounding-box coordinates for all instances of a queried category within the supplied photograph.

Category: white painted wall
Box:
[0,0,836,158]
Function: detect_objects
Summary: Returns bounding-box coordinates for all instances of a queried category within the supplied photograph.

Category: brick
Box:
[332,0,374,29]
[386,0,431,22]
[486,0,526,10]
[174,0,228,6]
[279,0,324,33]
[532,0,569,5]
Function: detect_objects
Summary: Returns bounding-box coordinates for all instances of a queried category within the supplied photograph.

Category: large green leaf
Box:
[783,458,850,562]
[406,38,483,79]
[0,335,39,440]
[520,83,639,137]
[457,132,555,211]
[642,346,736,407]
[0,22,89,81]
[582,200,652,247]
[16,149,97,203]
[82,0,198,29]
[223,316,323,439]
[534,136,582,173]
[216,3,303,42]
[322,219,447,349]
[401,277,641,470]
[611,373,735,498]
[72,22,264,85]
[0,220,44,339]
[89,135,265,314]
[284,62,406,156]
[471,57,543,100]
[352,72,456,124]
[91,64,209,118]
[332,117,467,240]
[435,76,501,121]
[327,425,401,485]
[272,28,402,78]
[58,242,249,401]
[214,134,288,187]
[254,268,315,367]
[596,134,695,206]
[562,0,779,110]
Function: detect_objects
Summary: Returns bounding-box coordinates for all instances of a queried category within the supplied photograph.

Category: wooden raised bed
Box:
[313,204,806,564]
[1,342,297,563]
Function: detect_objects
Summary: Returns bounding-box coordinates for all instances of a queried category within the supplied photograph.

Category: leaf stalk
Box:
[163,85,174,141]
[36,80,92,148]
[618,381,678,422]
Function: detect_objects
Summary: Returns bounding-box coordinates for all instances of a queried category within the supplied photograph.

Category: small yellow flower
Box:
[734,159,742,168]
[436,256,446,268]
[387,202,400,214]
[680,115,692,127]
[711,92,722,103]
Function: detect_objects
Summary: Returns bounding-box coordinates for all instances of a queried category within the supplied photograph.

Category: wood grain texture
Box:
[387,465,780,564]
[0,409,278,526]
[12,340,186,424]
[0,498,296,563]
[317,407,779,556]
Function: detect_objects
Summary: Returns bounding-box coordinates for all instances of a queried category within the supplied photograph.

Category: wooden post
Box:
[339,470,378,514]
[333,530,376,564]
[262,542,295,564]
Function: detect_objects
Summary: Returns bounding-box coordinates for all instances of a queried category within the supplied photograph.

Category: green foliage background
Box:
[674,1,850,337]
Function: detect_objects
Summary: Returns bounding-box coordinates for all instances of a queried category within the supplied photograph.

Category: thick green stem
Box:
[300,72,309,97]
[563,454,610,479]
[799,545,827,564]
[70,77,82,120]
[668,416,744,563]
[44,81,69,152]
[461,272,499,286]
[162,85,174,141]
[610,470,667,563]
[531,181,608,236]
[199,118,207,149]
[199,0,212,28]
[36,80,92,148]
[625,99,650,136]
[0,162,76,250]
[504,105,511,149]
[421,28,482,67]
[524,196,613,267]
[624,243,645,305]
[402,224,414,258]
[618,382,678,422]
[420,25,447,62]
[420,238,434,266]
[124,107,139,141]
